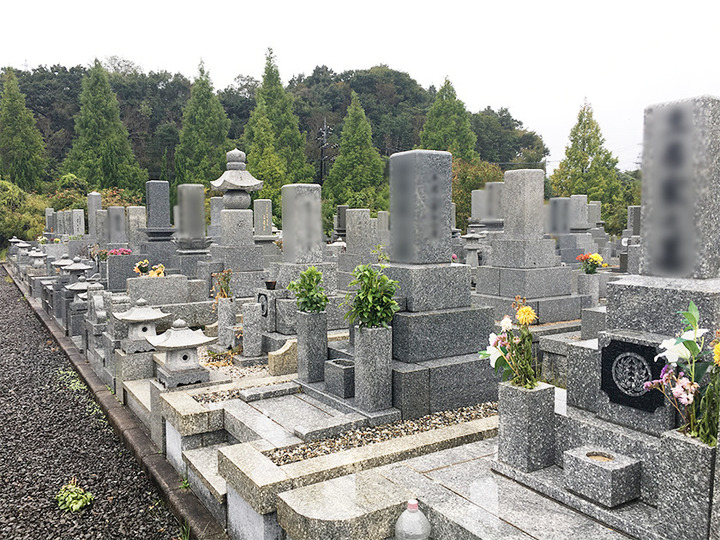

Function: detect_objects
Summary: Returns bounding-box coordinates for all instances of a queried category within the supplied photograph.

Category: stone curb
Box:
[3,265,229,540]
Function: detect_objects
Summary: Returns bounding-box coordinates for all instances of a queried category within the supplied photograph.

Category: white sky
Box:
[3,0,720,173]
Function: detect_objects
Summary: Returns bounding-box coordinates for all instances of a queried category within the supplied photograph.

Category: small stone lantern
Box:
[65,275,90,300]
[63,256,93,282]
[210,148,263,210]
[113,298,170,354]
[51,254,73,274]
[147,319,216,388]
[28,248,48,268]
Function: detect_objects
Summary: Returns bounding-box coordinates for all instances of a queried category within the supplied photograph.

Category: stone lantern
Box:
[147,319,216,387]
[8,236,22,256]
[113,298,169,354]
[63,256,93,282]
[28,248,47,268]
[65,275,89,300]
[51,254,73,274]
[210,148,263,210]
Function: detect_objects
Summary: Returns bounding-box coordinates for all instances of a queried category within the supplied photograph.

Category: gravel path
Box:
[0,268,181,539]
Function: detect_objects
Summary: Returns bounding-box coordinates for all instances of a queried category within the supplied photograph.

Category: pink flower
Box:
[679,393,694,406]
[672,384,685,399]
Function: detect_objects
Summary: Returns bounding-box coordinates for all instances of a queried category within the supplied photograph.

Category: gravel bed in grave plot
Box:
[0,268,181,539]
[265,402,499,466]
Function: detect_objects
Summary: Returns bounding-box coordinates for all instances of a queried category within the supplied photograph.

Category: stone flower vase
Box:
[296,310,328,383]
[100,260,108,280]
[657,430,717,539]
[354,325,392,412]
[577,272,600,307]
[498,381,555,472]
[216,296,237,350]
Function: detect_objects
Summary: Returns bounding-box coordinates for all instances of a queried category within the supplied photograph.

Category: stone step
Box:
[183,444,228,529]
[223,399,302,449]
[122,378,152,431]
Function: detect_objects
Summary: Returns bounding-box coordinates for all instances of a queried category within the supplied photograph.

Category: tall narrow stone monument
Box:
[139,180,177,265]
[171,184,211,277]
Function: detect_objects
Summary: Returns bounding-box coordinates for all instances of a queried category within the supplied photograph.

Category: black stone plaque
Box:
[601,339,665,413]
[257,292,269,317]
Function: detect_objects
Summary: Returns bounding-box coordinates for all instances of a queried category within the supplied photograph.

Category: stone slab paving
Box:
[278,438,632,539]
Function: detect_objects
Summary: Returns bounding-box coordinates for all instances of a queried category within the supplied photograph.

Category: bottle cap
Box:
[407,499,418,511]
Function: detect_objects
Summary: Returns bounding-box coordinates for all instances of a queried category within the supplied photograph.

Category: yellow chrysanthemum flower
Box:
[714,342,720,367]
[516,305,537,326]
[590,253,603,263]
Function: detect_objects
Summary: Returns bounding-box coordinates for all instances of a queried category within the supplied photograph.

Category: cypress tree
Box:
[174,64,230,189]
[419,79,477,162]
[247,97,286,221]
[244,49,313,184]
[62,60,146,190]
[0,69,46,191]
[323,91,385,205]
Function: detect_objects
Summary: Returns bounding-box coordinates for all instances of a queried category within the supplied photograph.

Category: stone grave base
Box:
[472,292,589,323]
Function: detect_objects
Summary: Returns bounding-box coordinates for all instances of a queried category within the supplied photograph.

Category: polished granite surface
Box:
[278,437,632,539]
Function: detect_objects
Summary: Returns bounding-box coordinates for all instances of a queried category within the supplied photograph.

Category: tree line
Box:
[0,49,637,246]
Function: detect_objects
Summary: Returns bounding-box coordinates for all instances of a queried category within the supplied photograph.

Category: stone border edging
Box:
[3,265,228,540]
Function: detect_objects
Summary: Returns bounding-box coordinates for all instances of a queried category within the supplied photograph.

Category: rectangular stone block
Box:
[581,306,607,340]
[486,239,560,268]
[281,183,324,264]
[423,353,499,412]
[392,306,492,363]
[390,150,452,264]
[501,169,545,240]
[325,359,355,399]
[641,97,720,279]
[498,381,555,472]
[497,266,573,299]
[566,339,600,413]
[564,446,641,508]
[391,361,429,419]
[253,199,273,237]
[383,263,471,312]
[146,180,172,229]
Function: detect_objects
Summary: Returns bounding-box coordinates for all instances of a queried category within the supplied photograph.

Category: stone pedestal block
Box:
[324,359,355,398]
[217,297,238,350]
[355,326,392,412]
[577,273,600,307]
[498,381,555,472]
[296,310,328,383]
[563,446,641,508]
[242,303,263,358]
[382,263,471,312]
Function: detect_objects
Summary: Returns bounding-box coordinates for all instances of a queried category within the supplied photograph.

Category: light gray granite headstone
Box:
[44,208,54,232]
[471,189,485,220]
[501,169,545,240]
[95,210,108,244]
[87,192,101,238]
[126,206,147,249]
[176,184,206,240]
[281,183,324,264]
[549,197,570,234]
[389,149,452,264]
[108,206,128,243]
[72,209,85,236]
[640,97,720,278]
[569,194,590,231]
[627,205,641,236]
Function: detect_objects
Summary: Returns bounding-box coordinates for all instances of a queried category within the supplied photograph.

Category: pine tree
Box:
[0,70,46,191]
[419,79,477,162]
[174,64,230,189]
[550,102,624,232]
[62,61,146,190]
[247,97,286,221]
[244,49,313,184]
[323,91,385,206]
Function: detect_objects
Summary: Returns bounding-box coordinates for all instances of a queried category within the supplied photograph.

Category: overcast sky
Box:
[3,0,720,173]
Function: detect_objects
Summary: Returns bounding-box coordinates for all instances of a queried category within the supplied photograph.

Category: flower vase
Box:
[296,310,328,383]
[217,297,237,350]
[498,381,555,472]
[657,429,716,539]
[577,272,600,307]
[354,325,392,412]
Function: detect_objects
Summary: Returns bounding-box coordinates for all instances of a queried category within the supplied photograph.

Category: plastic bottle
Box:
[394,499,431,540]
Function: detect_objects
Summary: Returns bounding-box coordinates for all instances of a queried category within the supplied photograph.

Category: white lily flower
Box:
[488,333,498,346]
[653,329,707,365]
[486,345,503,368]
[500,316,513,333]
[681,328,708,340]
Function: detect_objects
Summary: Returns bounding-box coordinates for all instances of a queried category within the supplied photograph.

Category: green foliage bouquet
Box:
[288,266,329,313]
[344,264,399,328]
[480,296,538,389]
[645,301,720,446]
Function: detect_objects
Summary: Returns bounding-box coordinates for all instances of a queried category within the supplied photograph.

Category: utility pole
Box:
[316,117,338,185]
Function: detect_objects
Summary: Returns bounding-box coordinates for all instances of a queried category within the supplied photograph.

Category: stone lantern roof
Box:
[210,149,263,193]
[147,319,216,350]
[16,242,31,249]
[8,237,22,244]
[51,254,73,268]
[28,249,47,259]
[66,276,90,292]
[64,256,93,272]
[114,298,169,324]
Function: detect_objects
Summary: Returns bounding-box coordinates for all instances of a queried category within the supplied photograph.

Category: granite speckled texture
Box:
[296,310,328,383]
[382,263,471,312]
[324,359,354,398]
[563,446,641,507]
[498,382,555,472]
[658,429,716,540]
[354,326,392,412]
[606,275,720,335]
[566,338,600,413]
[391,306,492,363]
[581,306,606,340]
